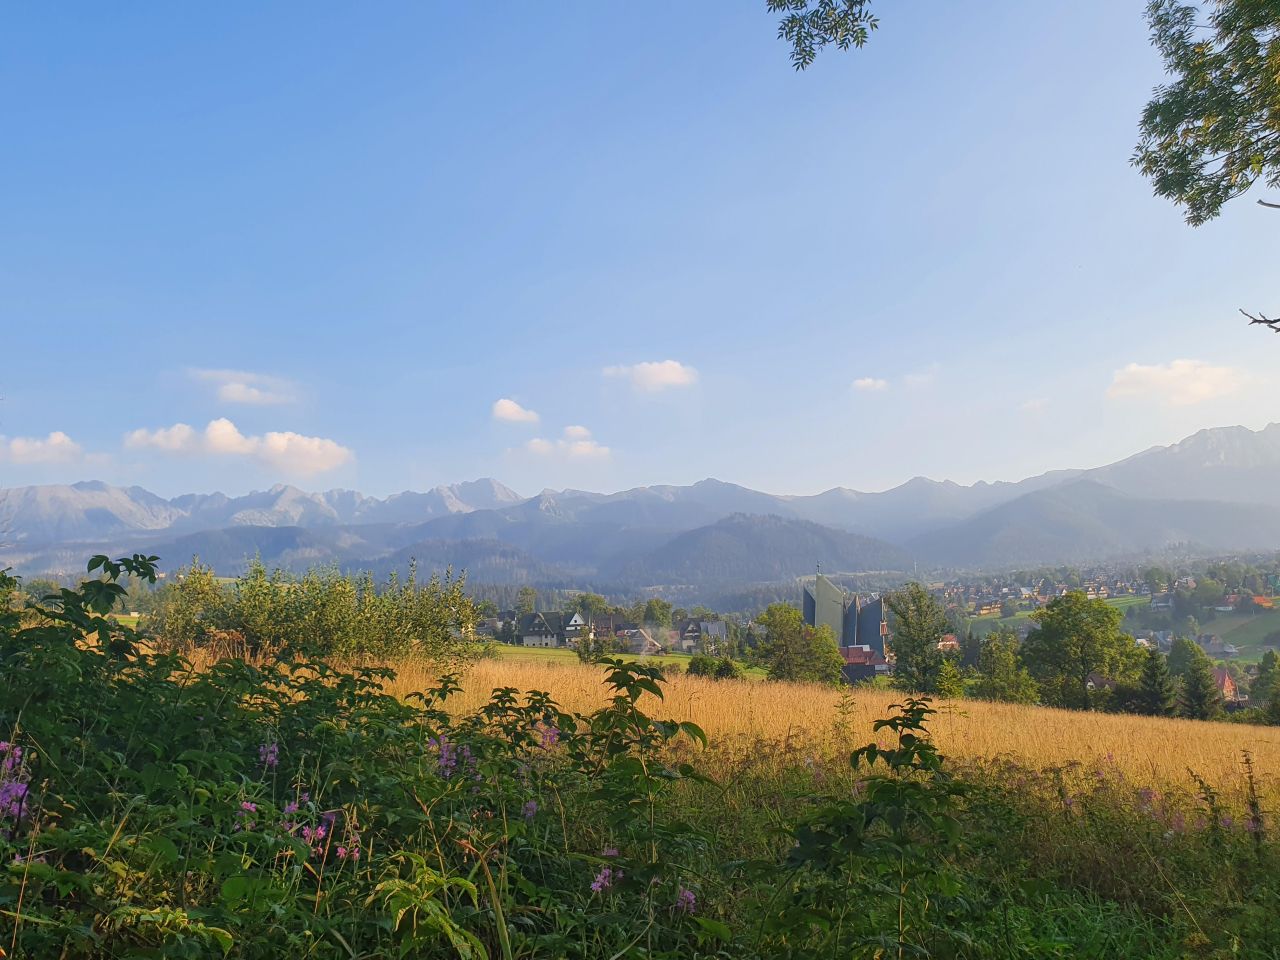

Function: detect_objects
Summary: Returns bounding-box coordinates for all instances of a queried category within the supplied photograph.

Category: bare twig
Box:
[1257,198,1280,210]
[1240,309,1280,333]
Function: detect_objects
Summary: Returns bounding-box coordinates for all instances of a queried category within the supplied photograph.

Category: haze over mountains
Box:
[6,424,1280,584]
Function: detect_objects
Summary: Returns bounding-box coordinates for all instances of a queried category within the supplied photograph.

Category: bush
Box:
[713,657,744,680]
[687,653,716,677]
[688,654,744,681]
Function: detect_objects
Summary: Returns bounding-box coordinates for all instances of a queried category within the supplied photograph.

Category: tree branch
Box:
[1241,309,1280,333]
[1258,198,1280,210]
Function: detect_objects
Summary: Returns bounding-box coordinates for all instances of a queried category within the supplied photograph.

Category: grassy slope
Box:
[970,594,1149,635]
[374,655,1280,800]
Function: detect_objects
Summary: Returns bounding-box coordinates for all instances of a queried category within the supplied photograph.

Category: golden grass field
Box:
[381,655,1280,799]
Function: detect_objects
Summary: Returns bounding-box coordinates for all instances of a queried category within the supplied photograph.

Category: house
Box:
[1197,635,1228,656]
[1215,667,1241,703]
[625,627,664,656]
[1086,672,1117,692]
[564,611,591,645]
[519,612,568,648]
[674,618,728,654]
[936,633,960,653]
[840,644,891,683]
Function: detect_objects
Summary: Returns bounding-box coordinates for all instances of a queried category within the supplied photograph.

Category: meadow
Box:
[390,654,1280,801]
[8,562,1280,958]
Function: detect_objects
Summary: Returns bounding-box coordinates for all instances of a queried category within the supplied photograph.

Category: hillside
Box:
[910,480,1280,568]
[617,513,910,584]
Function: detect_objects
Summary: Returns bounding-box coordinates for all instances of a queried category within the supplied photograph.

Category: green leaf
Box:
[693,916,732,941]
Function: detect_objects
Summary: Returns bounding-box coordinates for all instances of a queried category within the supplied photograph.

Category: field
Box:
[388,653,1280,801]
[488,641,770,677]
[970,594,1149,635]
[1196,608,1280,659]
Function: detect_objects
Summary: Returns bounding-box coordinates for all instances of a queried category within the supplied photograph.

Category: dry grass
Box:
[382,655,1280,798]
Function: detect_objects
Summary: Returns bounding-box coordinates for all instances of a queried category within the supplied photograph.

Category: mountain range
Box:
[5,423,1280,584]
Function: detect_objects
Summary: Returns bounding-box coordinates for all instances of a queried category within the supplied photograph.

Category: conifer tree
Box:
[1179,646,1223,720]
[1137,649,1177,716]
[936,658,966,699]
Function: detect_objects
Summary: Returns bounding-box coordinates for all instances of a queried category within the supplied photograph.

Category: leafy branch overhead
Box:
[1134,0,1280,226]
[768,0,879,70]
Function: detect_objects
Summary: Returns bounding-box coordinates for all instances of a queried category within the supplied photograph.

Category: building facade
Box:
[802,573,887,656]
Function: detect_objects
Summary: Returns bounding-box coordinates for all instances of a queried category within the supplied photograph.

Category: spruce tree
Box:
[1179,647,1223,721]
[1137,649,1177,716]
[936,658,966,699]
[1253,650,1279,705]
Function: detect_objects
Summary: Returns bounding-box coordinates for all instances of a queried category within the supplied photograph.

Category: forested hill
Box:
[616,514,910,585]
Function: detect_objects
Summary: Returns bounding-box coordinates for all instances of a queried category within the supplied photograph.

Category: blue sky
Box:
[2,1,1276,499]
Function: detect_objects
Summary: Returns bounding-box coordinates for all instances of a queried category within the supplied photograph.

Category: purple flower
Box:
[674,886,696,914]
[0,781,29,820]
[283,801,299,815]
[591,866,620,893]
[431,736,458,777]
[240,801,257,813]
[601,846,619,858]
[522,800,538,821]
[537,724,560,750]
[1220,815,1235,830]
[259,742,279,769]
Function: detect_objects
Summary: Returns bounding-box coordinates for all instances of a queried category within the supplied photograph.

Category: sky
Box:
[2,1,1277,499]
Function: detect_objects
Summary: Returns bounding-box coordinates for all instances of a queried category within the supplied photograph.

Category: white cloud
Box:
[524,425,611,460]
[190,368,296,406]
[603,360,698,392]
[125,418,353,475]
[1,431,84,464]
[125,423,197,452]
[903,363,940,389]
[1107,359,1242,406]
[853,377,889,392]
[492,398,540,423]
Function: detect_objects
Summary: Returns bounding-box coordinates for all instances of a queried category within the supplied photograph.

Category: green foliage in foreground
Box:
[4,557,1280,958]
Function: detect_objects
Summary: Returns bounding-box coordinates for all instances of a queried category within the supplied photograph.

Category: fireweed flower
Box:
[522,800,538,821]
[236,800,258,831]
[674,887,696,914]
[431,736,458,777]
[0,781,29,820]
[259,742,279,769]
[591,866,621,893]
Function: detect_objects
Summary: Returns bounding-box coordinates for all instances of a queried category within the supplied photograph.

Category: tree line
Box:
[143,556,479,662]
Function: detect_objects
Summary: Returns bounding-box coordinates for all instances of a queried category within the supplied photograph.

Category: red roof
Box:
[841,646,887,666]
